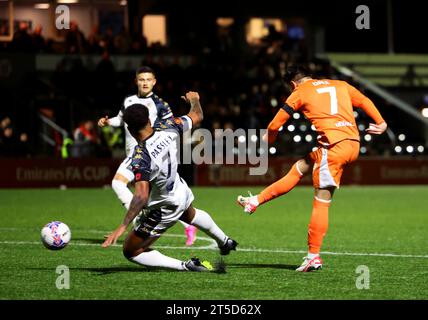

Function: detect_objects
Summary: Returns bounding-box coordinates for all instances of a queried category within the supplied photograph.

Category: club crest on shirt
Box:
[135,146,143,154]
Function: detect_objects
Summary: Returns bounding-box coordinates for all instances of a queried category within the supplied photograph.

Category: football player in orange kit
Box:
[237,65,388,272]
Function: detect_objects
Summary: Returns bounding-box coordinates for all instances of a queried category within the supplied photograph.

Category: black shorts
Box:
[134,209,166,238]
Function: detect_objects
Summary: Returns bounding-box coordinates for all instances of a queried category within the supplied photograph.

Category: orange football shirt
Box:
[285,79,384,146]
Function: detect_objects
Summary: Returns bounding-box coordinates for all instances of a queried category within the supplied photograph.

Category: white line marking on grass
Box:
[0,228,218,249]
[235,247,428,259]
[0,238,427,258]
[0,240,217,250]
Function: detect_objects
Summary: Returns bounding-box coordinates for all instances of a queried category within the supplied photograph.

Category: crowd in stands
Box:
[0,20,403,158]
[0,116,30,157]
[2,20,150,55]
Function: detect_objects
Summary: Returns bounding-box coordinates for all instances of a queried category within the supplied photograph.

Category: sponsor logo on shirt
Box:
[335,121,354,127]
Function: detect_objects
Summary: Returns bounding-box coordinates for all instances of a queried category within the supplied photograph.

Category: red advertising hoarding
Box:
[0,157,427,188]
[195,157,428,186]
[0,158,121,188]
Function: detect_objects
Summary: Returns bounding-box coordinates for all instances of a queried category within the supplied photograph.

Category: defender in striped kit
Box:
[102,91,237,271]
[98,66,198,246]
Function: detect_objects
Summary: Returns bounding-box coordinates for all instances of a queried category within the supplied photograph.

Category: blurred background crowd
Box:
[1,0,427,160]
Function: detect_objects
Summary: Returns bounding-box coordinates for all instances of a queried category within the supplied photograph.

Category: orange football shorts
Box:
[308,139,360,189]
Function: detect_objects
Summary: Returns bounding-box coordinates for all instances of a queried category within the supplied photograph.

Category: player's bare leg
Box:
[237,158,310,214]
[296,187,335,272]
[180,205,237,255]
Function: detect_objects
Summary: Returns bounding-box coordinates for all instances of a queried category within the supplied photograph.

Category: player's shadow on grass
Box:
[72,237,108,244]
[72,267,152,275]
[72,237,125,245]
[73,267,189,274]
[27,266,156,275]
[227,263,299,270]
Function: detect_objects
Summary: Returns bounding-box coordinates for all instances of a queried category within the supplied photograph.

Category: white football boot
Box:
[236,191,258,214]
[296,255,323,272]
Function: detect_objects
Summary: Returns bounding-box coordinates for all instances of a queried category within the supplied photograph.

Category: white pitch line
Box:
[0,240,217,250]
[234,247,428,259]
[0,228,218,248]
[0,240,427,258]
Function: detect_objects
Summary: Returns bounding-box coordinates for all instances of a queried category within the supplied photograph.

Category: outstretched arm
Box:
[357,97,387,134]
[102,181,150,247]
[97,115,110,127]
[348,84,387,135]
[366,121,387,135]
[262,108,291,144]
[106,110,124,127]
[98,109,124,128]
[182,91,203,127]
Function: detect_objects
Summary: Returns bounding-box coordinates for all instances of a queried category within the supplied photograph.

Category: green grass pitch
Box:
[0,186,427,300]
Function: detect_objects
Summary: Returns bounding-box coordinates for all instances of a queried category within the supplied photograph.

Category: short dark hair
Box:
[123,104,149,135]
[282,65,311,83]
[136,66,155,77]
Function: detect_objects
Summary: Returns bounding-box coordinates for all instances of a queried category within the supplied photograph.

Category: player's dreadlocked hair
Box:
[123,104,149,136]
[282,64,311,84]
[136,65,155,77]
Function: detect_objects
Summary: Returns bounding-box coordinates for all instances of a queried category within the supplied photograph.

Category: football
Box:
[40,221,71,250]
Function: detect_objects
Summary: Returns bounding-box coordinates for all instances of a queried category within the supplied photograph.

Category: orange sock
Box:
[307,198,330,254]
[257,163,303,205]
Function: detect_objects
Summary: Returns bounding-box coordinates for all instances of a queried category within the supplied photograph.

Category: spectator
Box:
[11,21,33,52]
[87,25,103,54]
[0,117,29,157]
[0,126,18,156]
[262,24,283,46]
[0,22,8,36]
[129,35,147,54]
[94,51,117,107]
[100,26,115,53]
[100,125,123,157]
[1,116,11,134]
[31,24,46,53]
[114,27,132,54]
[401,64,424,87]
[65,21,87,53]
[72,120,99,157]
[16,132,30,157]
